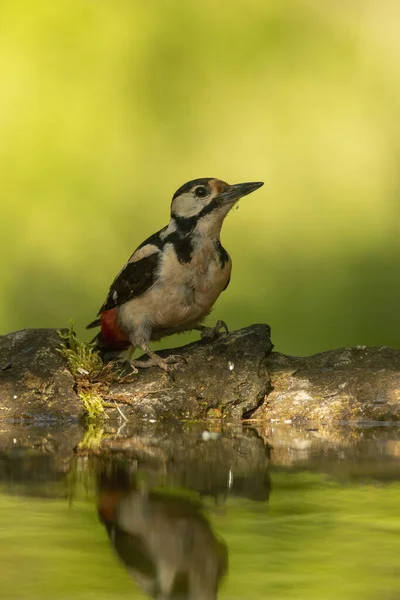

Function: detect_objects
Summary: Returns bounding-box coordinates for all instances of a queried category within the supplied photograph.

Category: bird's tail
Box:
[86,318,103,346]
[86,318,101,330]
[86,315,111,356]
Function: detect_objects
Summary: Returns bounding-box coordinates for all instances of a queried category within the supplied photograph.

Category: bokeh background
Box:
[1,0,400,356]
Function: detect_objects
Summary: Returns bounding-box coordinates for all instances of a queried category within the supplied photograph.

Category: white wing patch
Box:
[129,243,159,263]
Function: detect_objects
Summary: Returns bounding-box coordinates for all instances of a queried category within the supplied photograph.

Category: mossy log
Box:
[0,325,400,422]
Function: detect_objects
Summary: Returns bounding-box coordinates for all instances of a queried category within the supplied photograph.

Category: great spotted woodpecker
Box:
[87,177,263,371]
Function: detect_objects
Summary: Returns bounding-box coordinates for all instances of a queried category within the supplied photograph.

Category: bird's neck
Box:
[192,212,225,240]
[169,213,225,242]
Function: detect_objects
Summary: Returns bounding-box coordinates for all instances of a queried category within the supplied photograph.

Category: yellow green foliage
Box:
[78,392,108,421]
[57,322,136,420]
[58,321,103,380]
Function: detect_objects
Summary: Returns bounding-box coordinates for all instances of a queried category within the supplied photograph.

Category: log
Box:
[1,325,399,422]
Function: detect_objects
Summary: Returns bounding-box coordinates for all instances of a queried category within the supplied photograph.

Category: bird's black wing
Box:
[215,240,231,292]
[96,229,166,315]
[97,251,161,314]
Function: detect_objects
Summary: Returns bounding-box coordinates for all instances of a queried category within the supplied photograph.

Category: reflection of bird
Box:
[97,469,228,600]
[87,178,263,371]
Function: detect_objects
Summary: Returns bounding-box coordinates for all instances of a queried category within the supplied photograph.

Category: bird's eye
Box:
[194,186,208,198]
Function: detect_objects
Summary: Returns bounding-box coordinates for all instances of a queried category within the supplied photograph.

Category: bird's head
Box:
[170,177,264,234]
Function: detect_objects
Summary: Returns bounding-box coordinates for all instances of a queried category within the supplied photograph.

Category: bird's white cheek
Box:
[171,192,208,218]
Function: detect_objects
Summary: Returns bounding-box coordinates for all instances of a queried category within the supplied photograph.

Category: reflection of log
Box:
[97,465,228,599]
[2,421,400,502]
[95,425,271,503]
[1,326,400,421]
[0,423,271,502]
[259,423,400,482]
[0,424,83,497]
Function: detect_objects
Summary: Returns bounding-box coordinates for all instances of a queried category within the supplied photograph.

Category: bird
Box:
[87,177,264,372]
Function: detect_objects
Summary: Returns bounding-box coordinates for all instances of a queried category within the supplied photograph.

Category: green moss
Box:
[58,321,103,380]
[78,391,108,421]
[57,322,135,421]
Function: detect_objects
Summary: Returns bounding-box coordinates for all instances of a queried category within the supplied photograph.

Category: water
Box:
[1,422,400,599]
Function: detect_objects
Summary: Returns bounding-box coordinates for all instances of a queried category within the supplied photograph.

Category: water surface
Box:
[1,422,400,599]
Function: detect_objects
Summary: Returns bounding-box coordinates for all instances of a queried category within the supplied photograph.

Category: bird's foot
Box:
[131,352,186,374]
[110,359,139,376]
[198,320,229,342]
[163,353,187,365]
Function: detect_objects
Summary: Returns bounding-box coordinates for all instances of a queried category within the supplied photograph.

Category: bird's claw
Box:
[159,354,187,375]
[200,320,229,342]
[130,353,186,374]
[163,354,187,365]
[148,354,186,382]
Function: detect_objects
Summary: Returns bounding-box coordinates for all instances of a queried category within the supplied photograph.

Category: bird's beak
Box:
[217,181,264,204]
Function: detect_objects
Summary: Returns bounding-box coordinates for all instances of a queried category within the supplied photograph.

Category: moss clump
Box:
[58,321,135,383]
[58,321,136,421]
[58,321,104,380]
[79,391,108,420]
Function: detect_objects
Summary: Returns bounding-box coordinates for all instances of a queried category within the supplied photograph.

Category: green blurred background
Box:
[1,0,399,355]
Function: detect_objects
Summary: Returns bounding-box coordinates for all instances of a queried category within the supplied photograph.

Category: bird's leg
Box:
[130,346,186,373]
[98,347,139,375]
[156,561,176,600]
[195,320,229,342]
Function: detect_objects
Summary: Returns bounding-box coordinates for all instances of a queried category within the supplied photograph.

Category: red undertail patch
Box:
[100,309,130,350]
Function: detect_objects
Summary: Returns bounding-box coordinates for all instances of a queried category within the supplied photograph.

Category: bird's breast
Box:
[152,242,231,326]
[163,242,230,293]
[117,241,231,334]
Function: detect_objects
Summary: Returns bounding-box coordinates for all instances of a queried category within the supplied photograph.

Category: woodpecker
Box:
[87,177,263,371]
